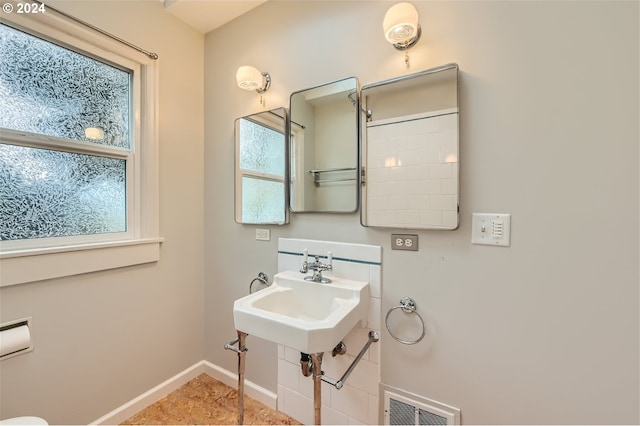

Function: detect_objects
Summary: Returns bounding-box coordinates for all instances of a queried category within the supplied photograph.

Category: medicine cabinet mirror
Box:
[289,77,359,213]
[360,64,459,230]
[234,107,288,225]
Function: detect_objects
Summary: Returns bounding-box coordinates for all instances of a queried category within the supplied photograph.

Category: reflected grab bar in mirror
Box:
[313,178,357,184]
[309,167,357,174]
[309,168,358,186]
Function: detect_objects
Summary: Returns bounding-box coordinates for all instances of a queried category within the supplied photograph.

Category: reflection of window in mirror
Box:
[289,122,305,211]
[235,109,287,224]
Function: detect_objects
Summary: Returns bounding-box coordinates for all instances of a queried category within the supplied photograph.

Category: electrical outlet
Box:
[255,228,270,241]
[391,234,418,251]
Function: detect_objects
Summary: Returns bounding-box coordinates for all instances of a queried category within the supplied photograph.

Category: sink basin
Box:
[233,270,370,353]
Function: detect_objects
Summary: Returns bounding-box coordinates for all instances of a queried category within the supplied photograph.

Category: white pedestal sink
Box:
[233,270,370,354]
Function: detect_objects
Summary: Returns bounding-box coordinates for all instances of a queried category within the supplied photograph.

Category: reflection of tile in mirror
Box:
[366,110,458,229]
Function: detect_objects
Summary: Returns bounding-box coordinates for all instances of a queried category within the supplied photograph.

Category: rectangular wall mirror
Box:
[289,77,359,213]
[360,64,459,230]
[234,107,288,225]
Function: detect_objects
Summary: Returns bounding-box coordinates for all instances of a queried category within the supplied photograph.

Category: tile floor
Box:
[121,373,301,425]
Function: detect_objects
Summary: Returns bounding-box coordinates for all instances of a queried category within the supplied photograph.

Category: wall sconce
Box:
[383,2,421,67]
[236,65,271,93]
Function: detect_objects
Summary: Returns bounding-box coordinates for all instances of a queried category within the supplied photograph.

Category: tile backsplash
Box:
[277,238,382,425]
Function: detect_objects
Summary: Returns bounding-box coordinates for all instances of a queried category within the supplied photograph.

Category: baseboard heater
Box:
[382,384,461,425]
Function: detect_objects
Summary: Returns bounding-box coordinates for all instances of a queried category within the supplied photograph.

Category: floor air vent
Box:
[383,385,461,425]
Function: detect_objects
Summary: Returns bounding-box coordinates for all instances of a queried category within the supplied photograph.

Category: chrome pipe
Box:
[224,338,240,352]
[300,353,313,377]
[310,353,324,425]
[225,333,248,424]
[236,331,248,425]
[30,0,158,59]
[321,331,380,390]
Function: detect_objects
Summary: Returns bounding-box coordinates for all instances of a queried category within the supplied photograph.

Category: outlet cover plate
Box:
[256,228,270,241]
[391,234,419,251]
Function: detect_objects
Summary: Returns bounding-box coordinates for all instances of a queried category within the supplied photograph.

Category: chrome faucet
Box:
[300,250,333,283]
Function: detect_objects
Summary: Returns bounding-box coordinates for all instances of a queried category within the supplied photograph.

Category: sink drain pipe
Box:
[225,331,248,425]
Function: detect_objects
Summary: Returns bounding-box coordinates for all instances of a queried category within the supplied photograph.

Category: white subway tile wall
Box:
[365,110,459,229]
[277,238,382,425]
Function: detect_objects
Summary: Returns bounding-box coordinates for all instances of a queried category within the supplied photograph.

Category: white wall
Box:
[205,1,639,424]
[315,99,358,211]
[0,2,205,423]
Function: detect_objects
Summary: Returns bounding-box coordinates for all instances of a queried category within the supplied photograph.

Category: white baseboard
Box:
[90,360,277,425]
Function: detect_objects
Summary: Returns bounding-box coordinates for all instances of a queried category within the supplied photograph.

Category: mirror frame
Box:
[288,77,360,214]
[360,64,460,230]
[234,107,289,225]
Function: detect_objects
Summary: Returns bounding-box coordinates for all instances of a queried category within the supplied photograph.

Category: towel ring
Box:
[385,296,426,345]
[249,272,269,294]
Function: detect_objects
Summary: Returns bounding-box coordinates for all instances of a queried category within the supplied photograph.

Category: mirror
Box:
[234,107,288,225]
[289,77,359,213]
[360,64,459,230]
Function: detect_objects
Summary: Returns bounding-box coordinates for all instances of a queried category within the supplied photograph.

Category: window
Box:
[0,23,130,241]
[0,12,160,286]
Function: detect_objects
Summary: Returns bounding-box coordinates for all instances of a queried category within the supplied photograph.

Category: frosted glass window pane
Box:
[0,24,131,148]
[241,177,285,224]
[0,144,126,240]
[238,118,284,176]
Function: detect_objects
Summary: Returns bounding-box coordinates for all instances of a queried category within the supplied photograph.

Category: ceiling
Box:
[163,0,267,34]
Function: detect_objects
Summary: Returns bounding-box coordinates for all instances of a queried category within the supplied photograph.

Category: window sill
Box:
[0,238,164,287]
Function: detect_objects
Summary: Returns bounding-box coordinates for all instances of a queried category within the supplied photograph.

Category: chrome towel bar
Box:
[321,331,380,390]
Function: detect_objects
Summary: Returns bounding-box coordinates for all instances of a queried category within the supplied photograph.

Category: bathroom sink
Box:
[233,270,370,354]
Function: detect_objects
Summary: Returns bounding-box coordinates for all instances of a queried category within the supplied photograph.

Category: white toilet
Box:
[0,417,48,425]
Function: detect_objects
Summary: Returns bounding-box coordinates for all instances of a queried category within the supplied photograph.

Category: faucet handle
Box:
[317,253,332,272]
[300,249,309,273]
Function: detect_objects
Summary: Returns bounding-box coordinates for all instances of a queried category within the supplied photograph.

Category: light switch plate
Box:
[471,213,511,246]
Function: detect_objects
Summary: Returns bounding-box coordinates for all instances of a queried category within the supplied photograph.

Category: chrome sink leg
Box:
[224,332,249,424]
[237,331,248,425]
[310,353,324,425]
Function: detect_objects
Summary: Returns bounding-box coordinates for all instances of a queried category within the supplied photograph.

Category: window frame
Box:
[0,9,161,287]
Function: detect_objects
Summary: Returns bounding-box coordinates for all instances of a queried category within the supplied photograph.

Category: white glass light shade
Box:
[383,2,420,45]
[236,66,264,91]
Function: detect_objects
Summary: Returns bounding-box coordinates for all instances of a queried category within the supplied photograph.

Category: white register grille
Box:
[383,385,461,425]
